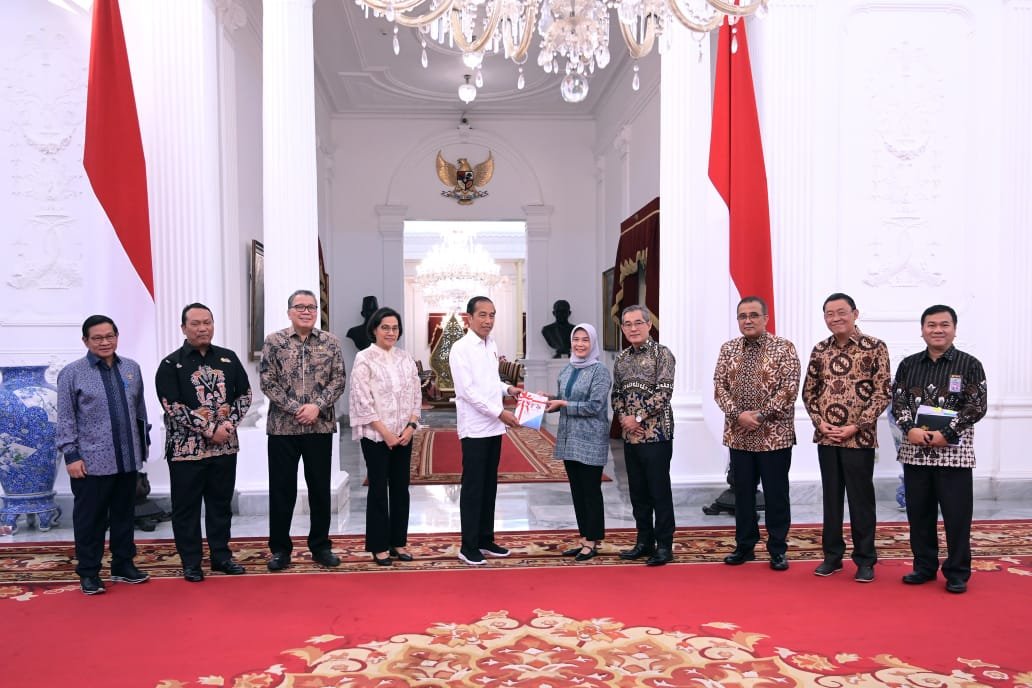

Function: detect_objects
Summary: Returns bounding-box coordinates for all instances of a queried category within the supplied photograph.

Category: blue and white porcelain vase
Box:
[0,365,61,535]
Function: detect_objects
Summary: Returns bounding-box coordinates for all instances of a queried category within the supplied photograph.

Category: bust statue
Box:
[345,295,379,351]
[541,299,574,358]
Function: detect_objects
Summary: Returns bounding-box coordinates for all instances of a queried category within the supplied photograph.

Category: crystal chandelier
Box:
[352,0,767,102]
[415,229,502,310]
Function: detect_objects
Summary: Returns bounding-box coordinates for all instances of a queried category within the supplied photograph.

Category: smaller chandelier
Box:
[415,229,501,310]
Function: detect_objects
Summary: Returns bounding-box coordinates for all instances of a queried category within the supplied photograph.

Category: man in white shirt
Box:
[449,296,521,565]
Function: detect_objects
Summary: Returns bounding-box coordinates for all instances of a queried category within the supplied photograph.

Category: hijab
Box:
[569,323,602,369]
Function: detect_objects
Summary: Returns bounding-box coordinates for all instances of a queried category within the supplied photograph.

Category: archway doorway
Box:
[402,220,527,370]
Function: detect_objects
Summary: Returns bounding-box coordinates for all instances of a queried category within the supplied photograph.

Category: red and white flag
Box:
[708,16,776,333]
[83,0,157,370]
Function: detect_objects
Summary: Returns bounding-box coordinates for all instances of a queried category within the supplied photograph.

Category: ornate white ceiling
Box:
[311,0,637,118]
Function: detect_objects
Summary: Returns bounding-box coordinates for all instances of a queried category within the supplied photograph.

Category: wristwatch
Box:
[634,414,643,424]
[406,421,418,430]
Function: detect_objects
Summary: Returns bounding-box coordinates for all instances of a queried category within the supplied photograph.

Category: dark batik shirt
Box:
[155,341,252,461]
[891,346,987,468]
[260,327,346,436]
[611,338,675,444]
[714,333,800,452]
[802,328,891,449]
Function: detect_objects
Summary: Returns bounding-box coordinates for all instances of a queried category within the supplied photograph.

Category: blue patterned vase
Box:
[0,365,61,535]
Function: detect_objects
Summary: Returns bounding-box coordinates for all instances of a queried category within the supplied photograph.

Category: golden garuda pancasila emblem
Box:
[436,150,493,205]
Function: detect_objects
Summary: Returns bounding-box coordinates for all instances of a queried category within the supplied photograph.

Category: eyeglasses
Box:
[88,334,118,343]
[621,320,648,329]
[737,312,766,321]
[378,325,400,332]
[290,304,318,313]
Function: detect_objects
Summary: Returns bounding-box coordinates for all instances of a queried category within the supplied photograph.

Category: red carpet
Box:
[407,426,611,484]
[4,556,1031,687]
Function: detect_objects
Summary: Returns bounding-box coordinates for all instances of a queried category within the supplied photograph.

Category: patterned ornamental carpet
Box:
[4,522,1032,687]
[406,426,610,485]
[3,521,1031,585]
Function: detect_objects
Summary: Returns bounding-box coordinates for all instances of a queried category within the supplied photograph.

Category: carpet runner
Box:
[406,426,611,485]
[2,537,1030,687]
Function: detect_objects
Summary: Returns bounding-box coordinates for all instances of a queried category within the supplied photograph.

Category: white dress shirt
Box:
[449,329,510,439]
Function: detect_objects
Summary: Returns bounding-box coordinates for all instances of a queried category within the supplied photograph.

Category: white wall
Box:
[328,115,598,372]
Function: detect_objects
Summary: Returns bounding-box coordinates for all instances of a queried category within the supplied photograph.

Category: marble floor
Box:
[6,410,1032,546]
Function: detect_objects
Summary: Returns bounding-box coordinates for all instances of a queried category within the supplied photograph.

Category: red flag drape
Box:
[708,17,775,333]
[84,0,154,298]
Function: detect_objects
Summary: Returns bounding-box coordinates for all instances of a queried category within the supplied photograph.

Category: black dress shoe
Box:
[111,563,150,584]
[574,545,599,562]
[855,565,875,583]
[723,549,755,566]
[945,579,967,594]
[267,552,291,571]
[211,559,245,575]
[562,546,583,557]
[183,566,205,583]
[769,553,789,571]
[902,571,936,585]
[814,560,843,576]
[372,553,393,566]
[646,548,674,566]
[80,576,106,595]
[389,548,414,562]
[619,543,655,560]
[312,549,341,567]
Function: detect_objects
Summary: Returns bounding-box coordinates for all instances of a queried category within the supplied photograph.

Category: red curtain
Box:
[612,197,661,344]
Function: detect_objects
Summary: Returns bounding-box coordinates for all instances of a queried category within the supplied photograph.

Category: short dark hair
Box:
[82,315,118,339]
[181,302,213,325]
[466,296,493,315]
[738,296,768,315]
[823,292,856,311]
[288,289,317,308]
[366,307,403,341]
[921,304,957,326]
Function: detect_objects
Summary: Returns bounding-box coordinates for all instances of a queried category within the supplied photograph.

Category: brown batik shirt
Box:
[611,338,676,444]
[802,328,891,448]
[260,327,346,436]
[713,332,800,452]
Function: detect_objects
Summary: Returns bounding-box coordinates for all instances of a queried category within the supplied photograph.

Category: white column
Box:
[263,0,320,326]
[376,205,408,312]
[254,0,348,515]
[521,204,555,395]
[130,1,224,353]
[120,1,227,499]
[660,23,730,485]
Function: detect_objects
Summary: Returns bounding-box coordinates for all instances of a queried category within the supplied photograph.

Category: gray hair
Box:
[287,289,317,309]
[620,304,651,322]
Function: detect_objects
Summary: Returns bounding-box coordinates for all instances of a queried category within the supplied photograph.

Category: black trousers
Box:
[817,445,877,566]
[268,434,333,555]
[903,463,973,582]
[169,454,237,568]
[361,438,412,553]
[730,447,792,555]
[70,471,137,578]
[623,440,675,549]
[459,434,502,553]
[564,460,605,542]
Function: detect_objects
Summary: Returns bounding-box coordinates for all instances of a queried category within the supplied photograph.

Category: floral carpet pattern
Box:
[3,521,1032,595]
[152,608,1032,688]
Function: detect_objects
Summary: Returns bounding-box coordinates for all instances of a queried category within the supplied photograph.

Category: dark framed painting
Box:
[601,267,620,352]
[318,239,330,331]
[249,239,264,361]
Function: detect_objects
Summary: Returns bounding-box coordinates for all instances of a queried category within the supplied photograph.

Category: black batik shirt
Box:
[155,341,252,461]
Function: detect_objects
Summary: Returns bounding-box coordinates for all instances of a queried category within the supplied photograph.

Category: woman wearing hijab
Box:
[349,307,422,566]
[546,323,612,561]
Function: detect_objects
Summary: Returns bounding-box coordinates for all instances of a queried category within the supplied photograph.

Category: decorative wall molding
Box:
[215,0,248,32]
